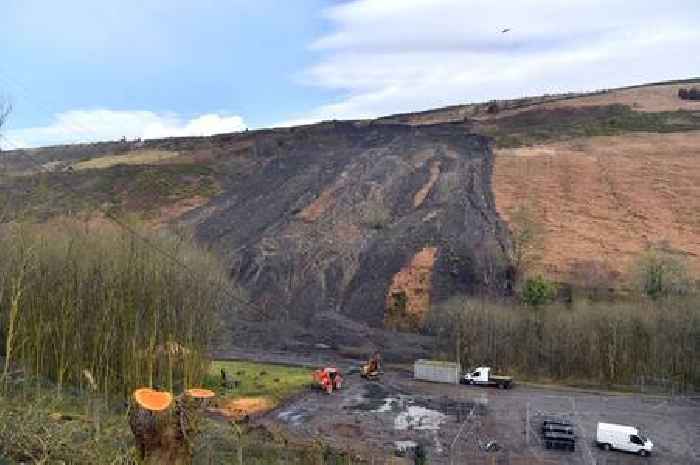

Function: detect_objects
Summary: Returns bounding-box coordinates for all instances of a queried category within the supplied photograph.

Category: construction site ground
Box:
[252,363,700,465]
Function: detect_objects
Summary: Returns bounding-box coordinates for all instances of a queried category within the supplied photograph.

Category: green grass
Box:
[204,360,312,404]
[0,389,135,464]
[0,383,354,465]
[71,150,179,170]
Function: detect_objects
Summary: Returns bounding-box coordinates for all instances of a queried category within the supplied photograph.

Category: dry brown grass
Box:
[543,84,700,113]
[72,150,179,170]
[481,84,700,123]
[493,131,700,283]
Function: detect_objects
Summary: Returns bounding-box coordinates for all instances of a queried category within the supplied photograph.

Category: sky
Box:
[1,0,699,148]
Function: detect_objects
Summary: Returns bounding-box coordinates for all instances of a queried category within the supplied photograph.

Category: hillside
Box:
[2,79,700,335]
[384,80,700,286]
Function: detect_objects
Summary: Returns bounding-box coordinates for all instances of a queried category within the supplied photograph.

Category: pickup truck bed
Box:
[461,376,513,389]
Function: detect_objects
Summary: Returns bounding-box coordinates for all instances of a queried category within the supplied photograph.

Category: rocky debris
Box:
[190,122,512,328]
[1,118,515,335]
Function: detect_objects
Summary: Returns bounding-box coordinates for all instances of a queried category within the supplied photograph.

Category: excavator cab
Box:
[313,367,343,394]
[361,351,382,380]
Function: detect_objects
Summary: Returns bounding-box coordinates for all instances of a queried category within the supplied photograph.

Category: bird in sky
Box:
[501,28,511,33]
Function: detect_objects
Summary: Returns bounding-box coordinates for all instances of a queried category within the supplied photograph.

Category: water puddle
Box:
[394,405,447,430]
[277,407,309,426]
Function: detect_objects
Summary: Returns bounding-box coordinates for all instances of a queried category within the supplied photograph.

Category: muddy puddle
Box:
[347,383,488,430]
[277,407,311,426]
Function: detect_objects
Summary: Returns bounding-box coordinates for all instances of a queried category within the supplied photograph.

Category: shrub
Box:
[362,202,391,230]
[520,275,557,306]
[634,247,693,299]
[0,218,235,398]
[428,296,700,388]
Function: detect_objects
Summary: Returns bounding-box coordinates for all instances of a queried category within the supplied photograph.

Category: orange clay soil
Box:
[385,247,438,328]
[493,131,700,284]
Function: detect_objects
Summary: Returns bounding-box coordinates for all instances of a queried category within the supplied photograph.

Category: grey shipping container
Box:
[413,359,461,384]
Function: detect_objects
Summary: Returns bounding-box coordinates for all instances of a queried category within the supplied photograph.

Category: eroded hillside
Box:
[0,122,512,331]
[2,79,700,330]
[189,123,511,327]
[381,80,700,286]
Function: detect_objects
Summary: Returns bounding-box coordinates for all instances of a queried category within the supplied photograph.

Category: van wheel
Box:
[639,450,648,457]
[602,444,611,451]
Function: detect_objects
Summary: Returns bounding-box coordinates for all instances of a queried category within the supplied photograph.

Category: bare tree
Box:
[634,245,694,299]
[508,201,543,281]
[0,97,11,138]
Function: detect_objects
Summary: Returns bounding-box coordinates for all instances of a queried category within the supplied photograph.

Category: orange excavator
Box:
[313,367,343,394]
[361,351,382,380]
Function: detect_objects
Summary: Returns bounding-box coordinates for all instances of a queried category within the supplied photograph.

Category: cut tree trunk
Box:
[128,402,190,465]
[128,389,214,465]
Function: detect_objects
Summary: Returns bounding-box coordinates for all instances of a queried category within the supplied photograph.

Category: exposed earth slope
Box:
[189,123,511,328]
[2,79,700,330]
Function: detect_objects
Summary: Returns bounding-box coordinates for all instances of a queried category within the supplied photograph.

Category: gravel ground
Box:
[258,366,700,465]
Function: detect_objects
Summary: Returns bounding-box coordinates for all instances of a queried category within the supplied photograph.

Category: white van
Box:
[596,422,653,456]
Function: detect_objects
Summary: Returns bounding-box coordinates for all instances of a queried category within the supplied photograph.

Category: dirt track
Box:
[261,367,700,465]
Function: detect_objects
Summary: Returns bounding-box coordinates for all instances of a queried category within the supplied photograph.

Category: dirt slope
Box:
[377,80,700,286]
[493,132,700,284]
[2,78,700,331]
[190,122,511,327]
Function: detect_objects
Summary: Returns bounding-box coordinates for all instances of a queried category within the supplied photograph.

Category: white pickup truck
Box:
[461,367,513,389]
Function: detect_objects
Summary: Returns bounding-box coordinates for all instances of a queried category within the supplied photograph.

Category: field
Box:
[204,360,313,419]
[71,149,180,170]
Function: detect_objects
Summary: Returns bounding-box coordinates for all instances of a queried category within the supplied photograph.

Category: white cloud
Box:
[289,0,700,123]
[2,110,246,149]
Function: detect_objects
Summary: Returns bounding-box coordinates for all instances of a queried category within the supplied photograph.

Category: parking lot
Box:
[264,368,700,465]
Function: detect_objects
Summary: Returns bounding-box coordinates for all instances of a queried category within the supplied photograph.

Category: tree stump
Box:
[128,388,215,465]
